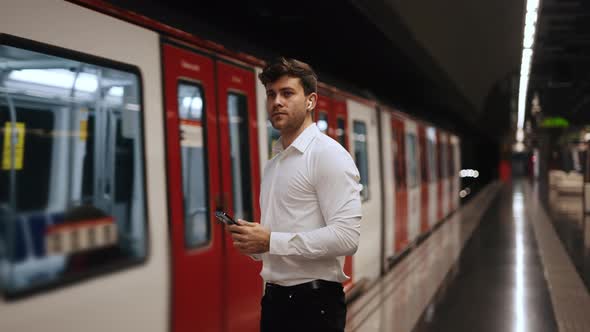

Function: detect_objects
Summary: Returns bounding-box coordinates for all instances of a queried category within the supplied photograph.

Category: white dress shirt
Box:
[257,123,362,286]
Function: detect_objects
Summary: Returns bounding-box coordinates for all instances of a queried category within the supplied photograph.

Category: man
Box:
[227,57,362,332]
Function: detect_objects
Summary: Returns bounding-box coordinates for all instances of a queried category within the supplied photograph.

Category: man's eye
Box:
[283,91,293,97]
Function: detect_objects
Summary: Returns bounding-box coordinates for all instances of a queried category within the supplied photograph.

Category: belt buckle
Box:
[309,280,322,290]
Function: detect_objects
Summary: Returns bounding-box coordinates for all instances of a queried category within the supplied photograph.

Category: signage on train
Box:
[179,119,203,147]
[231,75,242,84]
[181,60,200,72]
[2,122,25,170]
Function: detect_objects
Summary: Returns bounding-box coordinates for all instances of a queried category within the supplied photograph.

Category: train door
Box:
[418,125,429,233]
[215,60,263,332]
[316,94,354,288]
[405,121,421,243]
[391,117,408,251]
[347,100,382,283]
[439,133,449,218]
[163,43,224,332]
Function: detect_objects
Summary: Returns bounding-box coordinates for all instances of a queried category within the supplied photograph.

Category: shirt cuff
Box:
[269,232,293,255]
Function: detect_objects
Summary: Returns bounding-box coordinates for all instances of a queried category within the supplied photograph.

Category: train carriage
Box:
[1,1,169,332]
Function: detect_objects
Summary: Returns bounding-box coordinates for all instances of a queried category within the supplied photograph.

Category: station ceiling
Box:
[102,0,587,141]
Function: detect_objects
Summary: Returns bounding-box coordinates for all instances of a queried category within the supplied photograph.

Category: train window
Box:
[0,41,146,297]
[419,133,428,184]
[227,93,253,222]
[317,111,328,134]
[392,127,406,190]
[353,121,369,201]
[336,116,346,148]
[177,82,209,248]
[406,133,419,188]
[267,119,280,159]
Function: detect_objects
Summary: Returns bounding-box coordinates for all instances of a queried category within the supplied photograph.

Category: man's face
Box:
[265,75,312,133]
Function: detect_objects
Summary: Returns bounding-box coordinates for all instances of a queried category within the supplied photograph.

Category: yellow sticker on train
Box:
[2,122,25,170]
[79,119,88,141]
[79,108,89,141]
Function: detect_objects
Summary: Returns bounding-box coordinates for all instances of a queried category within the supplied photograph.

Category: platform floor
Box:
[347,180,590,332]
[414,181,557,331]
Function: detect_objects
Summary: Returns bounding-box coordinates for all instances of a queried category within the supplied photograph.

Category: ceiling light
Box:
[9,69,98,92]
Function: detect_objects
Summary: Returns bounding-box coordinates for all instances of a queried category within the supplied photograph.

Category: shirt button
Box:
[320,310,325,315]
[288,294,293,299]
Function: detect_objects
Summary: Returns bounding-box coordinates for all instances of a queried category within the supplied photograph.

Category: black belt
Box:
[265,280,342,292]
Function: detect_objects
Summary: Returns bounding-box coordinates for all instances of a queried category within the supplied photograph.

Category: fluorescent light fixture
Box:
[516,128,524,142]
[517,75,529,129]
[108,86,124,97]
[523,36,534,49]
[525,11,538,26]
[516,0,540,140]
[9,69,98,92]
[527,0,539,12]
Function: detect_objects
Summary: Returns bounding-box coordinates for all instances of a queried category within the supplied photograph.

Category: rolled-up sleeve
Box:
[269,146,362,258]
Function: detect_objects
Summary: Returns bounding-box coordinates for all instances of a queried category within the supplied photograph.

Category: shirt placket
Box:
[265,148,288,281]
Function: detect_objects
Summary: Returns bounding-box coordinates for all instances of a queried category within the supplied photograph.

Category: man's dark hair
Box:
[258,57,317,95]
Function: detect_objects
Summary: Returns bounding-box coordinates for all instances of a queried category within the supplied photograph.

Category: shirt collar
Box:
[272,123,320,155]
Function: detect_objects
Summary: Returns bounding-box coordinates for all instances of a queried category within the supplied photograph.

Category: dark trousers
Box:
[260,280,347,332]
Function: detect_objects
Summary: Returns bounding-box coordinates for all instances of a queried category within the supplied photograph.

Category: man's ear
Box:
[307,93,318,111]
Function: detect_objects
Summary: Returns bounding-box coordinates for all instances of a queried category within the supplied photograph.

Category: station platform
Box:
[346,180,590,332]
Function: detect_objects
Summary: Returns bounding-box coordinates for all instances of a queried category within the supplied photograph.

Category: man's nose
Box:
[271,95,283,107]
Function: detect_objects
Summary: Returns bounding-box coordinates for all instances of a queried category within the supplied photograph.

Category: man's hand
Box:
[226,220,270,255]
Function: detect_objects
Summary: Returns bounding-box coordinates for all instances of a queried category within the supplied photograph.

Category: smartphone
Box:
[215,210,238,225]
